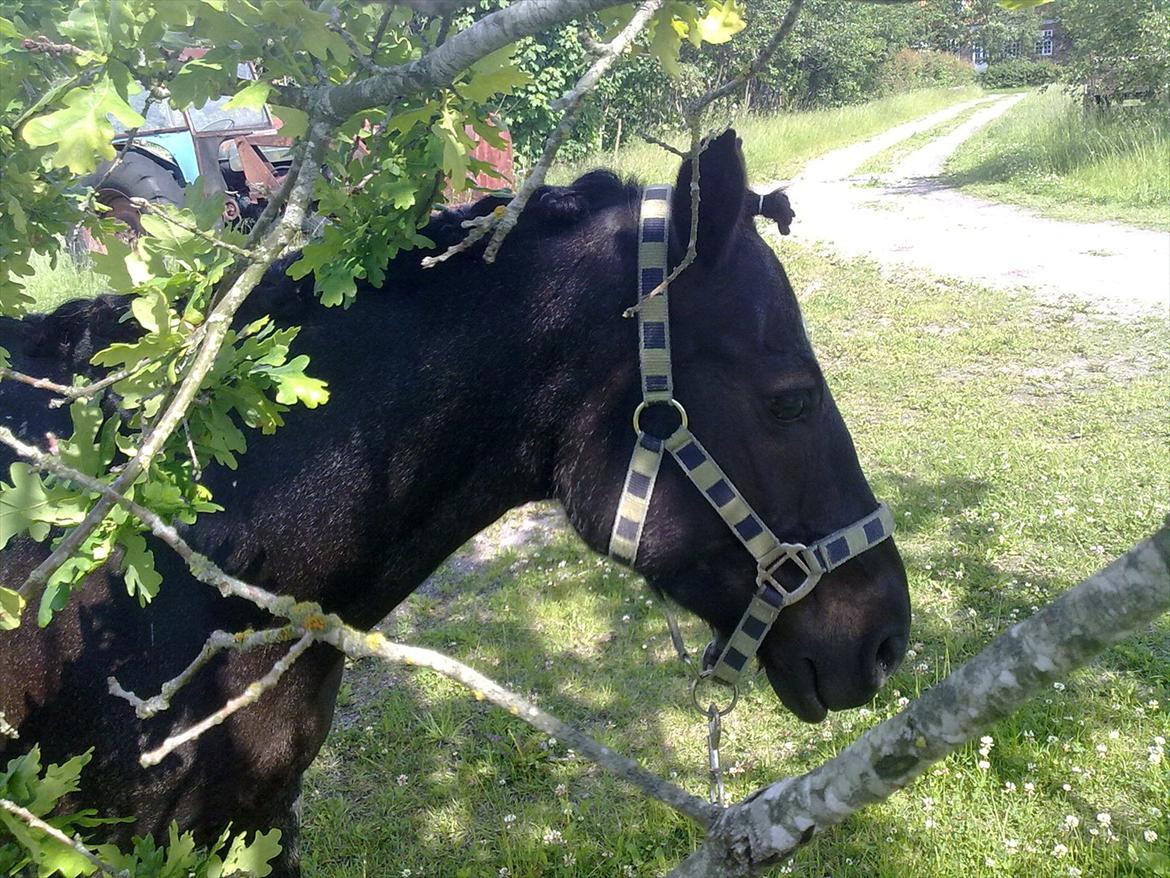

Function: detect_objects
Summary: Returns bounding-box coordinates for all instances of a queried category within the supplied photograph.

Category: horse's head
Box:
[553,129,910,722]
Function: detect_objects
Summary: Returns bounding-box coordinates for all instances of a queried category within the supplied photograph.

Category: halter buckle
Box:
[756,543,823,608]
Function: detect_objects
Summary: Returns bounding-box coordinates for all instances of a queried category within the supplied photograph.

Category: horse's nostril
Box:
[874,631,908,683]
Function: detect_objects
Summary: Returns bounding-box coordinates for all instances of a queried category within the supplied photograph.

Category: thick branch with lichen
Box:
[670,522,1170,877]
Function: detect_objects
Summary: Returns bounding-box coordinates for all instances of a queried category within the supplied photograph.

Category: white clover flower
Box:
[542,828,564,845]
[1053,681,1066,691]
[503,813,516,825]
[980,735,995,747]
[1068,867,1082,877]
[396,774,408,786]
[1096,813,1111,826]
[1052,843,1068,856]
[554,783,567,796]
[498,868,511,877]
[1064,814,1080,829]
[1145,830,1159,843]
[977,759,991,770]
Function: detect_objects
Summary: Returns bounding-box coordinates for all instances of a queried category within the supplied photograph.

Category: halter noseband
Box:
[607,184,895,687]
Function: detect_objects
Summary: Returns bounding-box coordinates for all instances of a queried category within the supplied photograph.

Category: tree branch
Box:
[0,798,129,878]
[671,521,1170,877]
[108,626,299,719]
[319,0,643,122]
[139,632,315,768]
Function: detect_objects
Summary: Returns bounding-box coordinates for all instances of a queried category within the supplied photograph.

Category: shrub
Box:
[981,59,1061,89]
[879,49,974,94]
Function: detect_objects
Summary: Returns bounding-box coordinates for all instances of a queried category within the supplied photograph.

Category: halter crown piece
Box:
[607,184,896,688]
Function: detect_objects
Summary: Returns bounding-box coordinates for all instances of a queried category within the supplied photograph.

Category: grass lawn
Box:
[945,88,1170,230]
[301,237,1169,878]
[550,86,984,185]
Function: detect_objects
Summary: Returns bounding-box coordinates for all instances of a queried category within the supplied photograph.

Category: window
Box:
[1002,40,1021,59]
[1036,29,1054,56]
[973,44,987,64]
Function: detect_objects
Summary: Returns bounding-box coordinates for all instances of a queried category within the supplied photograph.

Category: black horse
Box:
[0,131,909,875]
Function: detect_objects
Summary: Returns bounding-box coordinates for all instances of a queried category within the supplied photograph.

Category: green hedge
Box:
[879,49,974,94]
[981,59,1062,89]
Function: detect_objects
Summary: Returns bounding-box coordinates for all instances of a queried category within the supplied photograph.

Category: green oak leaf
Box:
[22,77,145,174]
[224,79,272,110]
[0,586,24,630]
[120,531,162,605]
[207,829,282,878]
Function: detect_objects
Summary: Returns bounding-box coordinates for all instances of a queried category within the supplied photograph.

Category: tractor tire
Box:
[82,150,184,240]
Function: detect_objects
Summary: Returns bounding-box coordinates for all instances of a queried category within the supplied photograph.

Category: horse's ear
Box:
[670,128,748,267]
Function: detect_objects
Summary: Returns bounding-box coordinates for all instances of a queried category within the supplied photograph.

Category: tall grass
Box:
[21,251,110,313]
[946,88,1170,229]
[550,85,984,185]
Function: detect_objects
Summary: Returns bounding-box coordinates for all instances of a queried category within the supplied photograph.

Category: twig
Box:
[139,632,314,767]
[1,327,203,408]
[329,15,388,75]
[435,13,453,48]
[420,0,663,268]
[0,798,129,878]
[0,368,80,398]
[109,626,298,719]
[369,3,395,57]
[624,0,806,316]
[126,198,259,262]
[0,425,291,617]
[320,0,649,123]
[19,36,85,57]
[686,0,805,118]
[640,131,687,158]
[623,124,707,317]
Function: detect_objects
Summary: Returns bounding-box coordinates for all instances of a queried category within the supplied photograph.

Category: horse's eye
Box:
[768,391,808,422]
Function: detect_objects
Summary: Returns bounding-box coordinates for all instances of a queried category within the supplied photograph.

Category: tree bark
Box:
[671,520,1170,877]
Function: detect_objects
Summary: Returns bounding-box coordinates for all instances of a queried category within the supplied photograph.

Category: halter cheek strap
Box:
[608,184,895,687]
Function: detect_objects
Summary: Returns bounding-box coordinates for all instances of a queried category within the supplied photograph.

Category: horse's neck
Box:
[239,279,583,628]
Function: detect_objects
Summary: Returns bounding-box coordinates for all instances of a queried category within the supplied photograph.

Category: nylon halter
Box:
[607,183,896,687]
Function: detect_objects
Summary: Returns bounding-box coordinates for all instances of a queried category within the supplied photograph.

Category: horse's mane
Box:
[423,169,639,253]
[5,170,641,365]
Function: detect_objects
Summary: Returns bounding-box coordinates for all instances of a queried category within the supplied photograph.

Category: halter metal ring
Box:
[632,398,688,436]
[690,674,739,717]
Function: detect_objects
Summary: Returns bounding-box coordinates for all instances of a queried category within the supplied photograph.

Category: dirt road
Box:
[777,93,1170,320]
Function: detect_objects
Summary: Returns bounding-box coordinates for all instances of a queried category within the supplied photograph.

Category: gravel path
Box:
[777,93,1170,320]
